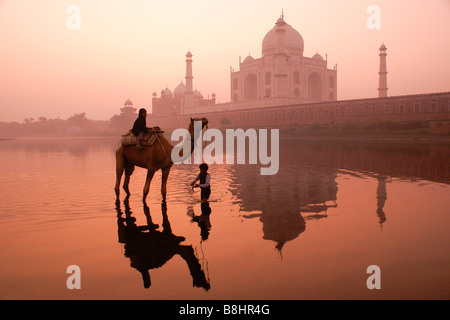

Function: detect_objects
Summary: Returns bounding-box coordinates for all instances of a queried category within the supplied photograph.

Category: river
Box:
[0,137,448,299]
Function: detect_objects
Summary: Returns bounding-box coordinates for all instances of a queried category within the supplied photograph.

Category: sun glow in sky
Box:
[0,0,449,122]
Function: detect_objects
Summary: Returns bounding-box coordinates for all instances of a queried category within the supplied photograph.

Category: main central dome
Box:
[262,15,304,57]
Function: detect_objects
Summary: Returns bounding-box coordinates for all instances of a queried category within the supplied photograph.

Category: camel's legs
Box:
[115,149,124,198]
[115,169,123,198]
[161,166,171,202]
[143,169,155,201]
[123,164,135,196]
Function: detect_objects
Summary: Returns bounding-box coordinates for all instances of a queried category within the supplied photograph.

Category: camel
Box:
[114,117,208,201]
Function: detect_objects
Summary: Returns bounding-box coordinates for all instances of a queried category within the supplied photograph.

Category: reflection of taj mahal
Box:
[151,13,337,117]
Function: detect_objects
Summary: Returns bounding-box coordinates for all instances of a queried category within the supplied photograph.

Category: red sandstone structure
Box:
[151,91,450,129]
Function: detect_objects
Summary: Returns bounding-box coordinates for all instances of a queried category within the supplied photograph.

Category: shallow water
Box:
[0,137,449,299]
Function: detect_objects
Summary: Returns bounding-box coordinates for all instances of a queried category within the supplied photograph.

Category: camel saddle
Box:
[120,127,165,147]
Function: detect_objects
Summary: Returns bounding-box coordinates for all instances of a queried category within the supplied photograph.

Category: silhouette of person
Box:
[191,163,211,202]
[115,198,210,290]
[131,108,148,149]
[188,201,212,241]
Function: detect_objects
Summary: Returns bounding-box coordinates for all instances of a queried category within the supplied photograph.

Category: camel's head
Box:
[189,117,208,132]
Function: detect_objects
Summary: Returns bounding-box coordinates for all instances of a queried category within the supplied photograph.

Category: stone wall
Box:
[150,92,450,129]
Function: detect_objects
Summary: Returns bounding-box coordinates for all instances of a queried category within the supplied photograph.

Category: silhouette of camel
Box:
[116,198,210,290]
[115,117,208,201]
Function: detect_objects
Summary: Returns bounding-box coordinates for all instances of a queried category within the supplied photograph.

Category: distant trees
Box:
[110,113,136,133]
[1,112,110,137]
[67,112,89,128]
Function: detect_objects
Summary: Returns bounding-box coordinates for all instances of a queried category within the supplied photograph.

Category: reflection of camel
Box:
[115,118,208,201]
[115,198,210,290]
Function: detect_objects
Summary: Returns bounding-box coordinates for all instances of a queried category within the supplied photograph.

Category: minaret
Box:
[185,51,194,94]
[184,50,194,113]
[378,43,388,98]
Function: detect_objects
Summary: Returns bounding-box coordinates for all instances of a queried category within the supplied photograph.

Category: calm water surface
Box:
[0,137,449,299]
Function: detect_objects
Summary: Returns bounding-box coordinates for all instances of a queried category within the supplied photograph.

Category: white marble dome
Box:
[262,15,304,57]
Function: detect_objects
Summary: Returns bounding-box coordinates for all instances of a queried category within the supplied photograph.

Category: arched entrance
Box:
[244,73,258,100]
[308,72,322,99]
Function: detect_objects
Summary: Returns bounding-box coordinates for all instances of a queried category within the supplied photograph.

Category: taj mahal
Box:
[151,13,337,117]
[230,12,337,103]
[115,12,448,127]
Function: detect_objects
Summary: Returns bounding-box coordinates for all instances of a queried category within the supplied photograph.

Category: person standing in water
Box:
[191,163,211,202]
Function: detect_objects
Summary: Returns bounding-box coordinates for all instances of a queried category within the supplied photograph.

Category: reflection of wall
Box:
[230,164,338,213]
[283,139,450,183]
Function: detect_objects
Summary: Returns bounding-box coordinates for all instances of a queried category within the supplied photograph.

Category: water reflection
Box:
[231,139,448,252]
[278,139,449,184]
[0,137,449,298]
[376,175,389,228]
[235,163,338,254]
[187,201,212,241]
[115,198,210,290]
[0,137,118,156]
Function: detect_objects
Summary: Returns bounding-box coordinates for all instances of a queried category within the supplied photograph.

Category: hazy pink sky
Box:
[0,0,449,122]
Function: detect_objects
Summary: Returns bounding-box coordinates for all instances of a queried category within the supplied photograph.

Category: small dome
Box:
[193,89,203,98]
[161,87,173,97]
[173,81,186,95]
[243,55,255,63]
[174,81,186,95]
[312,52,324,60]
[379,43,387,51]
[186,50,193,57]
[124,98,133,106]
[276,16,287,26]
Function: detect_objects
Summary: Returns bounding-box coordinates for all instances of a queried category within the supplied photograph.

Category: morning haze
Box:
[0,0,449,123]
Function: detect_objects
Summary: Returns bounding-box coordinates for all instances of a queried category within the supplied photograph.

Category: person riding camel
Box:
[131,108,149,149]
